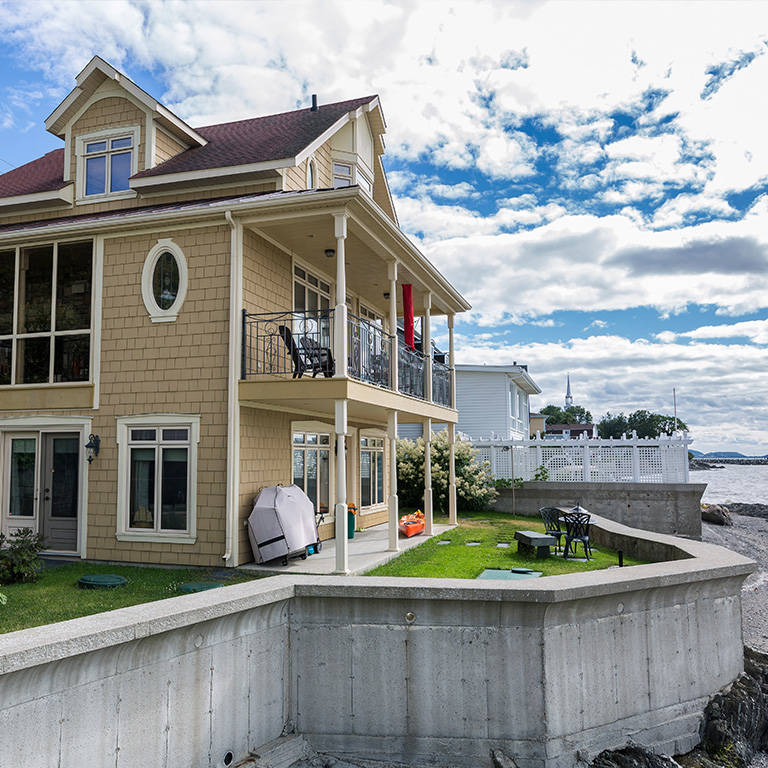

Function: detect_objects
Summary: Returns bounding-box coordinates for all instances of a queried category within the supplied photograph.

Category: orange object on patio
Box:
[399,510,425,538]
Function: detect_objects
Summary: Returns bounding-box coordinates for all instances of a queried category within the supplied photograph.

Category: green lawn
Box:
[0,562,270,635]
[366,510,645,579]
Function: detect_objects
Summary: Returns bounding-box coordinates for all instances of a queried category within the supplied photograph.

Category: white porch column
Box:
[388,261,398,391]
[423,292,432,402]
[333,213,348,378]
[388,410,400,551]
[448,422,457,525]
[334,398,349,573]
[424,417,433,535]
[448,313,456,409]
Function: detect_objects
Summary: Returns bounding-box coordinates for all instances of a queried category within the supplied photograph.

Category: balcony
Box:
[241,309,452,409]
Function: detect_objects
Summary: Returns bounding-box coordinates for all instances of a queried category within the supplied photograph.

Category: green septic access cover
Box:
[477,569,542,580]
[178,582,224,594]
[77,573,128,589]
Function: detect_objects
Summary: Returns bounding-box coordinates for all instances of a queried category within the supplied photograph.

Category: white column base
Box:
[388,494,399,551]
[334,502,349,574]
[424,488,433,535]
[448,485,457,525]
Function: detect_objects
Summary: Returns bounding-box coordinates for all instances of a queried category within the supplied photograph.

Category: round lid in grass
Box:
[78,574,128,589]
[178,582,223,594]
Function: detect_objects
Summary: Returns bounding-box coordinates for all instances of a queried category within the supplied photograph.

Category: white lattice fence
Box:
[473,432,692,484]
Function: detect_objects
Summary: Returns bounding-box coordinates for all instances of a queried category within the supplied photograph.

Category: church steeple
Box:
[565,374,573,408]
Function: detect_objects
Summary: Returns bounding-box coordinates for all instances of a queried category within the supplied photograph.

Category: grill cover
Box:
[247,484,319,564]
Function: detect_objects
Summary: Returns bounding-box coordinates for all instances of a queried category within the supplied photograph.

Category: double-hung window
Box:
[333,163,353,188]
[78,128,138,199]
[360,437,384,507]
[116,415,200,543]
[0,241,92,386]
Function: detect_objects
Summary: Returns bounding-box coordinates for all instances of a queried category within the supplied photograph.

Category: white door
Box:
[2,432,40,538]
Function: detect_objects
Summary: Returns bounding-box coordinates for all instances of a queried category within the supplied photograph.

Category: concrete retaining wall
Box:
[0,517,753,768]
[493,482,706,539]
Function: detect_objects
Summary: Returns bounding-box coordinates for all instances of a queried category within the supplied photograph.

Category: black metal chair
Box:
[561,509,592,560]
[299,336,335,378]
[539,507,565,554]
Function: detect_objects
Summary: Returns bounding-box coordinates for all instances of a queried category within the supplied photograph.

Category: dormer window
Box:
[333,163,352,187]
[76,127,139,202]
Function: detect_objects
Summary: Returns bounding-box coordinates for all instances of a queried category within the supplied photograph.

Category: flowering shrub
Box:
[396,431,497,513]
[0,528,46,584]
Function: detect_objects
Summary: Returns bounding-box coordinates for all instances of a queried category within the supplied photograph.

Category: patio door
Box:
[2,432,39,538]
[39,433,79,552]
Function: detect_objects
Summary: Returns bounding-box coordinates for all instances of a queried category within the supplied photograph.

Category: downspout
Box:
[224,210,243,565]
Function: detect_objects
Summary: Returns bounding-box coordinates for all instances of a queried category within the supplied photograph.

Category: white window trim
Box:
[75,126,140,204]
[359,432,386,511]
[306,156,317,189]
[141,239,189,323]
[115,413,200,544]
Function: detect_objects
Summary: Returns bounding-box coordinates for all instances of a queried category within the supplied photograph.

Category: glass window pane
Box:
[56,241,92,331]
[376,451,384,504]
[333,164,351,176]
[319,449,329,516]
[0,250,14,335]
[319,434,330,445]
[85,155,106,196]
[306,434,317,444]
[0,339,10,385]
[294,266,305,279]
[360,450,371,507]
[152,252,179,310]
[162,429,188,441]
[111,137,132,149]
[110,151,131,192]
[16,337,49,384]
[307,274,318,287]
[307,290,318,312]
[333,177,351,188]
[319,281,330,294]
[129,448,155,529]
[306,449,317,508]
[131,429,156,441]
[9,438,36,517]
[86,141,107,153]
[18,246,52,333]
[293,433,305,444]
[54,334,89,382]
[161,447,187,531]
[294,281,305,311]
[293,449,305,489]
[51,437,78,518]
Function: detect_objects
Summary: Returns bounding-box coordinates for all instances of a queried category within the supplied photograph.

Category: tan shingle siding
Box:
[154,126,187,165]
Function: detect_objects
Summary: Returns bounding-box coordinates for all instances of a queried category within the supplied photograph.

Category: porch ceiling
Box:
[243,207,453,317]
[239,377,458,426]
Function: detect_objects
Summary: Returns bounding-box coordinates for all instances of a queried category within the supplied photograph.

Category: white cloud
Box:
[662,319,768,345]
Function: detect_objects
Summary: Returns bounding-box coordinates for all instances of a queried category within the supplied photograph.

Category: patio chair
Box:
[561,509,592,560]
[279,325,306,378]
[539,507,565,554]
[299,336,335,378]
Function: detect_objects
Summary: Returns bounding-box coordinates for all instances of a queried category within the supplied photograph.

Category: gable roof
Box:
[0,95,380,200]
[133,95,378,179]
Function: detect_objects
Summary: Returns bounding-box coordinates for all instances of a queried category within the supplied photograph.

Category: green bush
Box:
[0,528,46,584]
[495,477,523,489]
[396,431,497,513]
[533,465,550,482]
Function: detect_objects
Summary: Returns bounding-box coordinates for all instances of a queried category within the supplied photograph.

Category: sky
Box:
[0,0,767,454]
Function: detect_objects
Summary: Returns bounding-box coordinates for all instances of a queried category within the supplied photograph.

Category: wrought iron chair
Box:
[539,507,565,554]
[299,336,335,378]
[561,508,592,560]
[279,325,306,378]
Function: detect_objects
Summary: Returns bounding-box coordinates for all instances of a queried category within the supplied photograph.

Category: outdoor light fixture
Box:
[383,291,391,300]
[85,434,100,464]
[324,248,335,258]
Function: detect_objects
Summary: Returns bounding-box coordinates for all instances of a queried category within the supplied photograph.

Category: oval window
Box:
[152,251,180,310]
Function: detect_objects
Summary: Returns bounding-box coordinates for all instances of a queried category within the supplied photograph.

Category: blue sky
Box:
[1,0,767,453]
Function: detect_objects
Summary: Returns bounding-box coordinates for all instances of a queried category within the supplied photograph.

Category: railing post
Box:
[535,436,543,472]
[583,439,590,481]
[241,308,247,380]
[333,213,348,378]
[423,292,432,402]
[448,313,455,409]
[682,432,690,483]
[631,431,640,482]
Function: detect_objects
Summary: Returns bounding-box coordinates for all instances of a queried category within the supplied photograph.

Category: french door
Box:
[2,431,80,552]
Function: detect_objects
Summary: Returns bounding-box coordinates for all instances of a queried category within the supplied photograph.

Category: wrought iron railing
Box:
[432,356,452,406]
[398,341,425,399]
[347,313,393,389]
[242,309,335,378]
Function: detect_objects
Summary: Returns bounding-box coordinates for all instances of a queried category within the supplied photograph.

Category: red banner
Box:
[402,283,415,350]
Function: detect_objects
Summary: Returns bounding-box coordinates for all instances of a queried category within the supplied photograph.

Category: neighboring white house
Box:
[399,363,542,441]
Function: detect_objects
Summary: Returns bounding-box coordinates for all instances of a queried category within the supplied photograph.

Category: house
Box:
[399,363,541,441]
[0,57,469,572]
[544,423,598,439]
[529,412,547,436]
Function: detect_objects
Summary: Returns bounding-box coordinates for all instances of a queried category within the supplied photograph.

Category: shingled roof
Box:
[0,95,378,200]
[0,149,68,199]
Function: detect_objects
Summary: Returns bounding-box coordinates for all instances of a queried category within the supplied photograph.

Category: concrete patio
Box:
[239,521,454,575]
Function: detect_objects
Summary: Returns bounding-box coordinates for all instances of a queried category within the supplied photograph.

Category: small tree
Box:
[396,431,497,513]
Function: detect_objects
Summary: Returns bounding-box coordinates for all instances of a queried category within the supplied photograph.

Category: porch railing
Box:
[432,356,452,407]
[398,342,425,399]
[242,309,335,378]
[347,312,393,389]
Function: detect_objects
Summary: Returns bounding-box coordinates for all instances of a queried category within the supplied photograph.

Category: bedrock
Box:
[0,516,754,768]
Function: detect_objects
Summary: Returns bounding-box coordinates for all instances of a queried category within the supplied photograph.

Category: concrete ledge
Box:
[494,481,706,539]
[0,517,755,768]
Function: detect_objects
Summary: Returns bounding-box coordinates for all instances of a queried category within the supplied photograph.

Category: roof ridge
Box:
[193,94,378,131]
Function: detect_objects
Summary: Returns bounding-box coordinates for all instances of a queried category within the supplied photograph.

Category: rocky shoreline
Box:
[702,503,768,524]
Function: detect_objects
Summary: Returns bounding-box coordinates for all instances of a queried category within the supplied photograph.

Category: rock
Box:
[591,744,677,768]
[702,504,733,526]
[727,504,768,520]
[491,749,519,768]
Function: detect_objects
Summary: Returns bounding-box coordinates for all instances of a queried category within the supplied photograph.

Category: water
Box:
[697,464,768,504]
